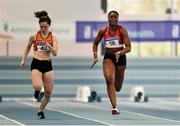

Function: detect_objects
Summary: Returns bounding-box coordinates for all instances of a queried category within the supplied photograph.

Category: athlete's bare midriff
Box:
[105,47,124,54]
[33,51,51,60]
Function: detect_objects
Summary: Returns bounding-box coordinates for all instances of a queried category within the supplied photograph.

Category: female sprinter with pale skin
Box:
[91,10,131,115]
[20,10,58,119]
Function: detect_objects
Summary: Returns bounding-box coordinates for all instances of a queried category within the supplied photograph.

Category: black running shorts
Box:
[103,52,126,66]
[31,58,53,73]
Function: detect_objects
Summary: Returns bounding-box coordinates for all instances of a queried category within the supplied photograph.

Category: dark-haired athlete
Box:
[91,10,131,115]
[20,10,58,119]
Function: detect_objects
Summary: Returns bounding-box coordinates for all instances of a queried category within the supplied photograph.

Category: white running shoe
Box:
[112,107,120,115]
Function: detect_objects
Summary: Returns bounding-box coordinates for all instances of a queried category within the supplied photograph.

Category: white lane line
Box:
[20,102,113,126]
[47,108,113,126]
[12,98,180,125]
[120,102,177,111]
[0,114,26,126]
[122,110,180,123]
[120,98,180,111]
[71,101,180,124]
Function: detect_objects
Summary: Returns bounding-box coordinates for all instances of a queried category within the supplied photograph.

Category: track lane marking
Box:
[0,114,26,126]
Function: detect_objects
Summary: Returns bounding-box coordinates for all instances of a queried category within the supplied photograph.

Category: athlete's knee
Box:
[105,75,114,85]
[115,82,123,92]
[33,85,42,91]
[115,86,122,92]
[44,91,52,98]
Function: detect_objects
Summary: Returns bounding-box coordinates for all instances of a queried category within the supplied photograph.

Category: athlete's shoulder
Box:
[50,32,58,42]
[50,32,56,36]
[50,32,57,38]
[29,32,37,41]
[118,25,127,31]
[98,27,107,36]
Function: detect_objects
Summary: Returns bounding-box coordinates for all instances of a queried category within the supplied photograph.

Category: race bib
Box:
[37,42,49,51]
[104,37,123,48]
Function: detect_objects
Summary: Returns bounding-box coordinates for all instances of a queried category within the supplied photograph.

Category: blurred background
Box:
[0,0,180,57]
[0,0,180,99]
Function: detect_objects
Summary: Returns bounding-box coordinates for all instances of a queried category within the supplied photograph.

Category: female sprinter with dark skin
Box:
[20,10,58,119]
[91,10,131,115]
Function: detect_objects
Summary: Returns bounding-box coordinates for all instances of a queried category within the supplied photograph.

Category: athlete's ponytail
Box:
[34,10,51,25]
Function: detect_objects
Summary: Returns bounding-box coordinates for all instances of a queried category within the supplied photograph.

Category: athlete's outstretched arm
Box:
[91,28,105,68]
[119,27,131,55]
[20,35,34,68]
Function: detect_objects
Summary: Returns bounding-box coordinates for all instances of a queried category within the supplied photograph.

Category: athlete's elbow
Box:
[53,53,57,56]
[52,51,57,56]
[127,46,131,53]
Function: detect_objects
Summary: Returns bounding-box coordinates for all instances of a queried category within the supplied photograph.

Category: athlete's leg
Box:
[31,70,43,99]
[39,71,54,111]
[103,59,116,108]
[114,66,126,92]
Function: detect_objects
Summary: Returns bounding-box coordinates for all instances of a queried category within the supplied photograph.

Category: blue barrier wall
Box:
[76,21,180,42]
